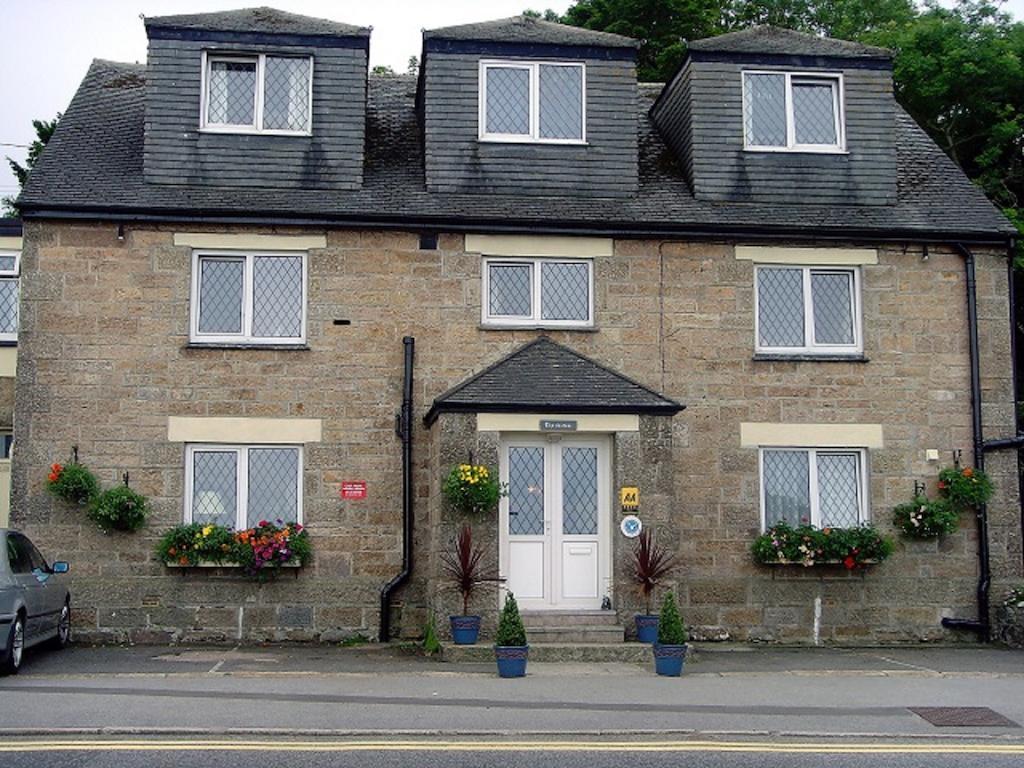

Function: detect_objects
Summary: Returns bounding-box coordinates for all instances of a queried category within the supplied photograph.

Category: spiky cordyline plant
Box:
[631,529,676,615]
[440,523,501,616]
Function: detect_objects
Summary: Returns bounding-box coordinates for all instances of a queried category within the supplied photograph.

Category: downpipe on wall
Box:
[379,336,415,642]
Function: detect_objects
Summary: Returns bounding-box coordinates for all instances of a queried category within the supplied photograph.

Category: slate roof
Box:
[143,7,369,38]
[688,26,891,60]
[17,60,1015,241]
[424,15,639,49]
[424,337,684,424]
[0,218,21,237]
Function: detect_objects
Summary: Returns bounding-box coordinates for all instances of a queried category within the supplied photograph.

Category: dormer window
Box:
[479,61,585,143]
[742,71,844,152]
[201,53,313,135]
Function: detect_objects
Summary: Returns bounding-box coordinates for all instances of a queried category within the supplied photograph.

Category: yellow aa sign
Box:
[620,486,639,511]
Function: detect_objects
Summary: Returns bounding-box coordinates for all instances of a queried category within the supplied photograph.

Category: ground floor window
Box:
[759,447,867,529]
[184,444,302,529]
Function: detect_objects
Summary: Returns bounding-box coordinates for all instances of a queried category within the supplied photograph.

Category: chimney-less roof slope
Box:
[688,25,891,59]
[144,6,369,37]
[424,15,639,49]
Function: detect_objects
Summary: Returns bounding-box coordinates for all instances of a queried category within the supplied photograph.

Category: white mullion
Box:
[530,63,540,141]
[255,54,266,131]
[807,448,821,527]
[237,446,249,531]
[294,446,304,524]
[184,447,196,523]
[243,253,255,340]
[803,267,815,349]
[532,259,542,322]
[784,73,796,149]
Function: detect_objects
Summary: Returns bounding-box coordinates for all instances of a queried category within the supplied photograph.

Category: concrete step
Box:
[441,642,654,664]
[527,625,626,643]
[521,610,621,628]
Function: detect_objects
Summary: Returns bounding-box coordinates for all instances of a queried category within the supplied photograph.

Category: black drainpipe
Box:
[941,244,991,639]
[379,336,415,642]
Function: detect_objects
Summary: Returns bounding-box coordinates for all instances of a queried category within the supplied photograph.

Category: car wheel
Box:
[49,601,71,650]
[1,615,24,675]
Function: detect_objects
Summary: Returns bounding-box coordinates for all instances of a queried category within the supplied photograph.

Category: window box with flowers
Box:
[752,522,894,569]
[156,520,310,578]
[442,463,506,516]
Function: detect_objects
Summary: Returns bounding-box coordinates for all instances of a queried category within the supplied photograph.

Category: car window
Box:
[6,535,33,575]
[24,538,49,573]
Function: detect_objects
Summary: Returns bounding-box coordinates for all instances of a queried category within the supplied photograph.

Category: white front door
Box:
[499,436,610,611]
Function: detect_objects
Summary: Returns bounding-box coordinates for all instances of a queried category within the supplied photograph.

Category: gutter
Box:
[379,336,415,642]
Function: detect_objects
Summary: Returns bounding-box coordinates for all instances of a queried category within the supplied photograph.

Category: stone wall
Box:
[11,219,1021,643]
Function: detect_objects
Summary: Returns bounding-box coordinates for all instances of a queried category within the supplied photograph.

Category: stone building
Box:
[0,217,21,526]
[10,9,1023,645]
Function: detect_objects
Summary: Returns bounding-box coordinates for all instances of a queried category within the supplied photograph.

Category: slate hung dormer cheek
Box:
[652,26,896,206]
[420,16,640,197]
[142,8,370,190]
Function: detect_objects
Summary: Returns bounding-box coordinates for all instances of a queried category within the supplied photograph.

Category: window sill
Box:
[480,323,598,333]
[185,342,311,351]
[165,559,301,569]
[199,127,312,138]
[743,147,849,156]
[0,340,16,348]
[478,137,588,147]
[753,353,868,363]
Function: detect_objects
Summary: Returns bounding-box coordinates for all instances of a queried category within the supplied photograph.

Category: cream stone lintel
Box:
[477,413,639,433]
[735,246,878,266]
[465,234,613,259]
[0,348,16,378]
[0,237,22,250]
[168,417,322,444]
[740,422,884,449]
[173,233,327,251]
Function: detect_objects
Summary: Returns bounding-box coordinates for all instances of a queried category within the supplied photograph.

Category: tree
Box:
[2,115,59,217]
[371,64,397,76]
[523,8,563,22]
[727,0,916,40]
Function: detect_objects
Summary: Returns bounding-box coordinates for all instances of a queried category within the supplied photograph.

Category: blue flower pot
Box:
[450,615,481,645]
[635,614,659,643]
[653,643,687,677]
[495,645,529,678]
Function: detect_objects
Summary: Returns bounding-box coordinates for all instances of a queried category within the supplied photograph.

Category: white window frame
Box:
[754,264,862,356]
[481,257,594,328]
[200,51,314,136]
[478,60,587,144]
[0,250,20,344]
[742,70,845,153]
[189,250,308,346]
[758,447,869,531]
[184,444,304,528]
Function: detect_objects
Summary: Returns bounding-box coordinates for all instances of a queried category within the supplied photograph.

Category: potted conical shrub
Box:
[440,523,500,644]
[494,592,528,678]
[652,591,688,677]
[630,529,675,643]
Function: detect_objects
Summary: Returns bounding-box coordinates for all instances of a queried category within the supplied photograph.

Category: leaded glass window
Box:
[192,252,306,345]
[761,448,867,529]
[0,250,19,341]
[481,61,585,142]
[743,71,843,150]
[203,54,312,134]
[187,445,302,528]
[755,266,860,354]
[484,258,593,327]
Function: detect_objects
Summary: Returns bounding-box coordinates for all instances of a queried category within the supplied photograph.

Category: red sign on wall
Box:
[340,481,367,500]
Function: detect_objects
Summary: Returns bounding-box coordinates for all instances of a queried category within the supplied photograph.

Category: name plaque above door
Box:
[539,420,578,432]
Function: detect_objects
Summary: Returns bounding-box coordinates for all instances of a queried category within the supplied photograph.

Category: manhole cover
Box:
[909,707,1020,727]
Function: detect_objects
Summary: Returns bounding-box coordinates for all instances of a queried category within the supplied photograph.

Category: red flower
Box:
[962,468,973,478]
[843,556,857,570]
[258,520,268,527]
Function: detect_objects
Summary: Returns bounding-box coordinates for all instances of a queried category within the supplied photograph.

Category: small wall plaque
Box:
[340,481,367,500]
[540,419,578,432]
[620,515,642,538]
[620,486,639,511]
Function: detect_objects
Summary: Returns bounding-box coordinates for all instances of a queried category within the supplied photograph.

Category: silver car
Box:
[1,529,71,674]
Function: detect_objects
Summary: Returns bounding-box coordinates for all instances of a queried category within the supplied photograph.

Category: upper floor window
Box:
[755,265,861,357]
[0,251,19,343]
[190,251,307,346]
[201,53,312,135]
[479,61,585,143]
[743,71,844,152]
[482,257,593,328]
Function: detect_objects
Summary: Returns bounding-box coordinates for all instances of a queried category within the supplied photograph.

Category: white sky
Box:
[1,0,1021,201]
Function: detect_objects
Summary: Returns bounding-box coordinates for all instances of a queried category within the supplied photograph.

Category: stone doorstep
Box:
[520,610,621,627]
[526,626,626,643]
[441,642,662,664]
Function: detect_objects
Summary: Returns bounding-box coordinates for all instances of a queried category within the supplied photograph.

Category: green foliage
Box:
[422,613,442,655]
[87,485,149,533]
[751,522,895,567]
[155,523,238,566]
[892,494,957,538]
[495,592,528,647]
[892,495,959,539]
[46,462,100,505]
[442,463,506,516]
[338,633,371,647]
[3,114,60,217]
[657,591,688,645]
[630,529,676,614]
[938,465,995,510]
[440,523,501,615]
[371,64,397,76]
[523,8,563,22]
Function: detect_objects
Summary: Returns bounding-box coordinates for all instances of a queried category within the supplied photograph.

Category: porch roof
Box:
[424,337,684,425]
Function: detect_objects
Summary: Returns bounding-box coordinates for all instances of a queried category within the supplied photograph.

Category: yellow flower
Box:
[202,525,213,537]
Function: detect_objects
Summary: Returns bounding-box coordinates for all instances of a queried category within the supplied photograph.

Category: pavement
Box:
[1,642,1022,739]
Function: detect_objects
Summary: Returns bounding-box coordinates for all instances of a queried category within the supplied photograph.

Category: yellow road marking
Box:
[1,740,1023,754]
